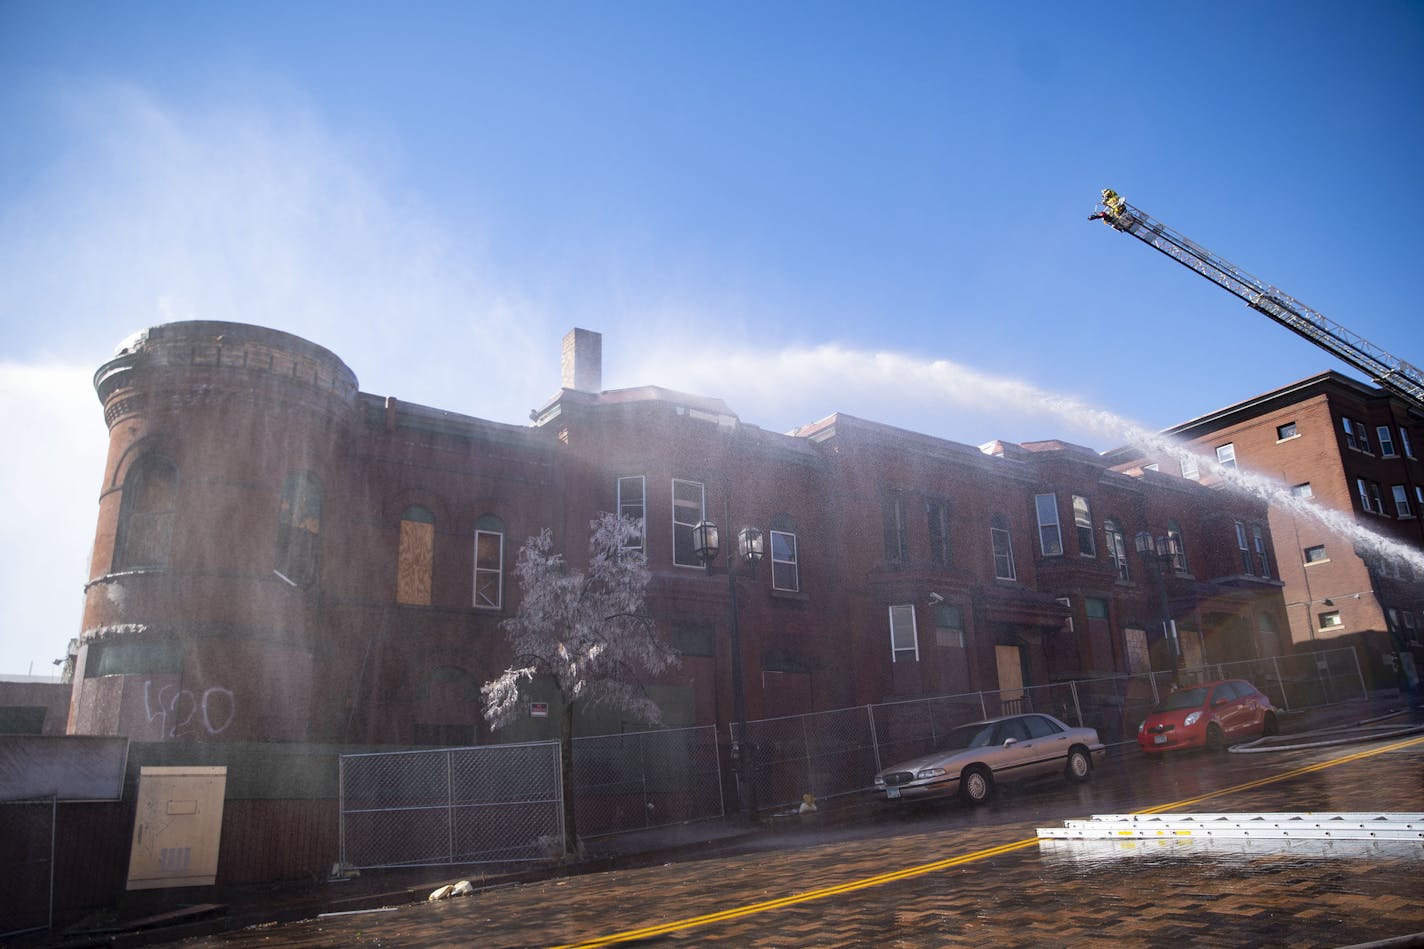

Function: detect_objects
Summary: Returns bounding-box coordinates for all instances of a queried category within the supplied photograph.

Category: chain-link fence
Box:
[1172,647,1366,711]
[0,798,55,938]
[734,647,1367,813]
[341,648,1368,856]
[734,706,879,811]
[340,727,726,868]
[574,725,723,839]
[339,742,564,869]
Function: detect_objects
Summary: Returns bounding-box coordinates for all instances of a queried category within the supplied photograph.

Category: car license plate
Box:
[886,787,901,799]
[1153,734,1168,745]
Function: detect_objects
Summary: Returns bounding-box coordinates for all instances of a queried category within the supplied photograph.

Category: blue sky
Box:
[2,1,1421,676]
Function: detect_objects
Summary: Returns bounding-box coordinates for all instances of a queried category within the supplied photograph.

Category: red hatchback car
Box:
[1137,678,1279,754]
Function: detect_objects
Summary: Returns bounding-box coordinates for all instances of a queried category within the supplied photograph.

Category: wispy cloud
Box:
[0,80,554,422]
[0,364,108,675]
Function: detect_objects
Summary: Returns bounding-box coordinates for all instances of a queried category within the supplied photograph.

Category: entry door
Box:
[995,645,1026,714]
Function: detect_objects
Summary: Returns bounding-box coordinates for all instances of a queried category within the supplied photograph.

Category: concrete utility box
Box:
[126,766,227,890]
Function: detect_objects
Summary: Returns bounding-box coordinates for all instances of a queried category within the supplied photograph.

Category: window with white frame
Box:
[473,515,504,609]
[1055,596,1074,633]
[1105,518,1130,581]
[991,513,1016,580]
[1216,443,1237,469]
[934,603,964,647]
[1393,485,1413,518]
[1377,426,1397,457]
[1143,463,1159,472]
[1180,455,1199,480]
[672,479,705,567]
[1234,521,1252,574]
[1276,421,1298,440]
[1291,482,1313,499]
[1035,493,1063,557]
[889,604,919,662]
[1252,525,1270,578]
[1401,427,1416,459]
[1073,495,1095,557]
[1304,544,1328,563]
[769,513,799,592]
[1318,610,1343,630]
[617,476,646,550]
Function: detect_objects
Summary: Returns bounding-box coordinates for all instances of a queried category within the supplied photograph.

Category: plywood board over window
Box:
[397,511,434,605]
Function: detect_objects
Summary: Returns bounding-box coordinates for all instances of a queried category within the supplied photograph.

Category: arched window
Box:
[1104,518,1130,582]
[474,514,504,609]
[113,454,177,569]
[397,505,435,605]
[990,513,1016,580]
[275,471,322,586]
[769,513,799,592]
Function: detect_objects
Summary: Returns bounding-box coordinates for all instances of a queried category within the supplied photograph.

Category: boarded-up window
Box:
[397,505,435,605]
[114,454,177,570]
[1124,627,1150,674]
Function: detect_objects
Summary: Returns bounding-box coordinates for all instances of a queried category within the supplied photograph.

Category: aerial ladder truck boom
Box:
[1090,189,1424,413]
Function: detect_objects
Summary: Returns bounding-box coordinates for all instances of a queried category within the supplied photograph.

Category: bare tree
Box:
[482,512,677,856]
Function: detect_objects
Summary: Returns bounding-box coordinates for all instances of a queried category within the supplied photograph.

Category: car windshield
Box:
[939,722,996,750]
[1154,686,1208,712]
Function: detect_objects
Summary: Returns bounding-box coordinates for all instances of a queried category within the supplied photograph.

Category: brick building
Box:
[68,321,1289,748]
[1104,371,1424,688]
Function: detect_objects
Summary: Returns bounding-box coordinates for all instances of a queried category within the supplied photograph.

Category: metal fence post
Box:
[338,756,347,868]
[1069,680,1082,726]
[867,705,881,773]
[1271,656,1288,710]
[978,691,988,719]
[1352,646,1367,700]
[446,749,455,865]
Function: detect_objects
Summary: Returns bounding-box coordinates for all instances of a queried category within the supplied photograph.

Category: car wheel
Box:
[1205,723,1226,752]
[1065,747,1092,783]
[1262,712,1279,737]
[960,765,994,805]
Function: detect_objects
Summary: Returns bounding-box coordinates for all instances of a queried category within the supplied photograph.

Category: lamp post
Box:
[1135,531,1182,678]
[691,515,764,819]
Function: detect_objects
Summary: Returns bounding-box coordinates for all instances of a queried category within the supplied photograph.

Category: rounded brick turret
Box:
[70,322,359,741]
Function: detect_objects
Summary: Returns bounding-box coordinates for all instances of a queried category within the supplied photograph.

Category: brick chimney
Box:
[561,328,602,393]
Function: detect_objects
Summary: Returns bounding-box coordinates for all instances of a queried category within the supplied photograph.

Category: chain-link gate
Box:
[574,725,723,838]
[0,798,55,938]
[340,742,563,869]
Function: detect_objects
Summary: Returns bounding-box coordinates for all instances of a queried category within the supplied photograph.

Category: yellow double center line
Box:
[552,734,1424,948]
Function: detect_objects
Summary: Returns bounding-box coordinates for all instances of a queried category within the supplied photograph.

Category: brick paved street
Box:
[173,734,1424,949]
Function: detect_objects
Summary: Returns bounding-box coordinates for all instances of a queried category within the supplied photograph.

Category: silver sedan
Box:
[873,713,1105,805]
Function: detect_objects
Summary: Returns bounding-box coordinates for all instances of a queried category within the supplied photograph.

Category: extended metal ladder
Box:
[1038,813,1423,842]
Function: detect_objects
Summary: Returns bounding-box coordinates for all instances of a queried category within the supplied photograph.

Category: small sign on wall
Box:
[529,702,549,719]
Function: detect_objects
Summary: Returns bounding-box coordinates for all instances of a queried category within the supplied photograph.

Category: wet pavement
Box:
[36,697,1424,948]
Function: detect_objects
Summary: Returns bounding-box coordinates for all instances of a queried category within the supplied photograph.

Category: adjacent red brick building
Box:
[1106,372,1424,688]
[69,321,1290,747]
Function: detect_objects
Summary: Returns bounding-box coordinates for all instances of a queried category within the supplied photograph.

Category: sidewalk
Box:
[39,691,1422,948]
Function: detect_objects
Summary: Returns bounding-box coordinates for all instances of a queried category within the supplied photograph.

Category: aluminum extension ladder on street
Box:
[1037,813,1424,842]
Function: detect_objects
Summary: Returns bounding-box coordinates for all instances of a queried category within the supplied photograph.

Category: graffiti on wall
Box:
[144,680,236,739]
